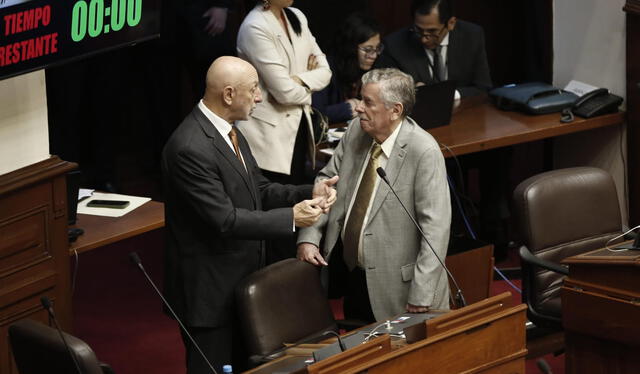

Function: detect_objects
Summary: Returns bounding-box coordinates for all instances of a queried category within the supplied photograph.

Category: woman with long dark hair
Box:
[236,0,331,184]
[313,13,383,124]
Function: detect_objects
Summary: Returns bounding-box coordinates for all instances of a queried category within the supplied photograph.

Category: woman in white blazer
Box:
[236,0,331,184]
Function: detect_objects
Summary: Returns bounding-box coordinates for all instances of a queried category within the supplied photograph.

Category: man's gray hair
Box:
[361,68,415,117]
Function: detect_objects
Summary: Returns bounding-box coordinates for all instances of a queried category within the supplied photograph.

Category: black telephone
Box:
[571,88,623,118]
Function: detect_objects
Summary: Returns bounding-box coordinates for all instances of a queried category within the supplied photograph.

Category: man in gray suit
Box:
[375,0,492,97]
[297,68,451,322]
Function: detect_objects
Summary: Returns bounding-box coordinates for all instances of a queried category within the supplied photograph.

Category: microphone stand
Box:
[128,252,219,374]
[376,167,467,308]
[40,296,82,374]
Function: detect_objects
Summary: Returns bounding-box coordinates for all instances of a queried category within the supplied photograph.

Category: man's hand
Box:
[293,197,323,227]
[312,175,339,213]
[202,7,228,36]
[406,303,429,313]
[297,243,328,266]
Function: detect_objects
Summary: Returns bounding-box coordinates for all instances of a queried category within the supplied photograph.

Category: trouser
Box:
[181,322,247,374]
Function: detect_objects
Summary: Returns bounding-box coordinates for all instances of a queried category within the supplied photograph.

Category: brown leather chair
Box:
[9,319,114,374]
[513,167,623,330]
[236,258,357,365]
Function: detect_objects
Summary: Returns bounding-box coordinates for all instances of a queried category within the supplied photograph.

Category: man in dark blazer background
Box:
[161,56,338,374]
[376,0,492,97]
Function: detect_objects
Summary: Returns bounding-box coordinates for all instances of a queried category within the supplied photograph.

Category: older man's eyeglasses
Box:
[410,24,447,39]
[358,44,385,56]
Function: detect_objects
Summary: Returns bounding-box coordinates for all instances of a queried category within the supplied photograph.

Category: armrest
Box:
[519,246,569,276]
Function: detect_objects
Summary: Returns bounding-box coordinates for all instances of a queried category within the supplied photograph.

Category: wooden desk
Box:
[69,200,165,255]
[561,247,640,374]
[245,293,527,374]
[321,97,624,159]
[430,96,624,157]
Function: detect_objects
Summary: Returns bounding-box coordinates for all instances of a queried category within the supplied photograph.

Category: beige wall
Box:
[552,0,628,226]
[0,70,50,176]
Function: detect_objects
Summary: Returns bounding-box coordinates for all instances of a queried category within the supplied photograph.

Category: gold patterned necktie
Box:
[228,127,244,165]
[343,143,384,271]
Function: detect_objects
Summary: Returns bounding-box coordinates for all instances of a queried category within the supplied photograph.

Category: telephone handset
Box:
[571,88,623,118]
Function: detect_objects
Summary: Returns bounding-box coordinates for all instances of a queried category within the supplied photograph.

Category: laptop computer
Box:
[410,80,457,130]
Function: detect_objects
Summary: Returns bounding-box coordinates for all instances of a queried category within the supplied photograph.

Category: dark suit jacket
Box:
[161,106,312,328]
[376,20,492,97]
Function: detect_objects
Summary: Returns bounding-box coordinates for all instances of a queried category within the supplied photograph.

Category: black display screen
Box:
[0,0,160,81]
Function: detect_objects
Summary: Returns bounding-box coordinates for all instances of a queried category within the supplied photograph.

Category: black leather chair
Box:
[236,258,362,366]
[513,167,623,357]
[9,319,114,374]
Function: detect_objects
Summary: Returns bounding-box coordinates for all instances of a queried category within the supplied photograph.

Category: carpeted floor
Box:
[72,235,564,373]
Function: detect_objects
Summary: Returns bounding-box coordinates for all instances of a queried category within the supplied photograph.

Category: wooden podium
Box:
[246,293,527,374]
[0,156,76,374]
[562,247,640,374]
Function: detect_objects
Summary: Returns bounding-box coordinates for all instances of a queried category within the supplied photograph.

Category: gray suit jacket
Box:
[376,20,492,97]
[298,118,451,320]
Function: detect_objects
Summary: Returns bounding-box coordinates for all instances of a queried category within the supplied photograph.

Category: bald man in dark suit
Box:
[162,56,338,373]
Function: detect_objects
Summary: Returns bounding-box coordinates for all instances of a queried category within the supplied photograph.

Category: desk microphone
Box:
[376,167,467,308]
[128,252,219,374]
[40,296,82,374]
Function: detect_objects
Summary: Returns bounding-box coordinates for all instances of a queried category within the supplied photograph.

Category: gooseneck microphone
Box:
[376,167,467,308]
[128,252,219,374]
[40,296,82,374]
[258,329,346,363]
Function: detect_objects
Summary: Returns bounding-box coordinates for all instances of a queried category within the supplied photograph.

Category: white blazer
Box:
[236,6,331,175]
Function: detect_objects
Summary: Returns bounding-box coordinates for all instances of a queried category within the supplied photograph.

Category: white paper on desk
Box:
[78,188,94,201]
[319,148,335,156]
[564,80,599,97]
[327,128,346,142]
[77,192,151,217]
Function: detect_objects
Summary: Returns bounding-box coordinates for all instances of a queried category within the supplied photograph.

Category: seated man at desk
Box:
[376,0,492,97]
[297,68,452,323]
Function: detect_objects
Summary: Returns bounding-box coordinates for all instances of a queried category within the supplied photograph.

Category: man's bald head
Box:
[202,56,262,123]
[205,56,257,97]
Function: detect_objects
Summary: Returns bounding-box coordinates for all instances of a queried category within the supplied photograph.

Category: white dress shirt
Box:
[198,100,246,170]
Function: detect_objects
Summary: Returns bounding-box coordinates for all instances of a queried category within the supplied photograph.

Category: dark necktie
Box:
[343,143,383,271]
[228,127,244,166]
[432,46,445,82]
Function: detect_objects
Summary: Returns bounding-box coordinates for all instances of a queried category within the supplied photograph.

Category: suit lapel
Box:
[263,9,295,68]
[194,108,258,204]
[446,27,461,82]
[341,126,374,218]
[366,119,412,223]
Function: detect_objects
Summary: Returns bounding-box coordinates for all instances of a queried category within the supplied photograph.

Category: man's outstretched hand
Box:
[312,175,339,213]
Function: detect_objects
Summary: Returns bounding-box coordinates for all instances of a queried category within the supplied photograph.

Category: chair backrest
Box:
[236,258,337,358]
[513,167,622,326]
[9,319,107,374]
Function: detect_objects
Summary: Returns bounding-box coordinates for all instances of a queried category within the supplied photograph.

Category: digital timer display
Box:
[0,0,159,81]
[70,0,141,42]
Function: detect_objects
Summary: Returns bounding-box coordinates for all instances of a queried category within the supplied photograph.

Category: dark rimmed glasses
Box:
[358,44,385,56]
[410,24,447,39]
